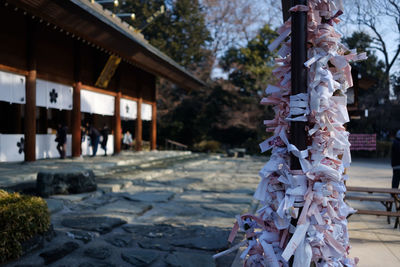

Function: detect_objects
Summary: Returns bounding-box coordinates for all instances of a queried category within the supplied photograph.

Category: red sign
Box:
[349,134,376,151]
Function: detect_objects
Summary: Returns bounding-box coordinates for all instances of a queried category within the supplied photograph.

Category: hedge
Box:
[0,189,50,263]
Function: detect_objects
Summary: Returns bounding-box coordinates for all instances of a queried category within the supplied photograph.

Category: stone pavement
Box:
[346,159,400,267]
[0,151,196,188]
[2,154,399,266]
[2,153,264,267]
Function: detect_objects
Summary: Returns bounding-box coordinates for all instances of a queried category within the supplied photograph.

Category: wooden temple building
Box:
[0,0,204,162]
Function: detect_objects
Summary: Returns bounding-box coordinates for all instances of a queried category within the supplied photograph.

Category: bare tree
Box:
[200,0,281,57]
[345,0,400,101]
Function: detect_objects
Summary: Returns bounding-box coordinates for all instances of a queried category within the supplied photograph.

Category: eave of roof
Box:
[7,0,206,90]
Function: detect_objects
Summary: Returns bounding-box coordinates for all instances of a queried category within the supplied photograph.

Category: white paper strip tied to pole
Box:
[141,103,152,121]
[0,134,25,162]
[81,89,115,116]
[120,98,137,120]
[36,79,73,110]
[0,70,26,104]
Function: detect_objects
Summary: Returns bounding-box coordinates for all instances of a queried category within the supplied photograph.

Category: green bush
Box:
[193,140,221,153]
[0,190,50,263]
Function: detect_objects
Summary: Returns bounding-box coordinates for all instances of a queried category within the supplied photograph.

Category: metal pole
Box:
[288,1,308,265]
[290,0,308,170]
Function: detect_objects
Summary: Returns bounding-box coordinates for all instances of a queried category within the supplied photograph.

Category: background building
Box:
[0,0,204,162]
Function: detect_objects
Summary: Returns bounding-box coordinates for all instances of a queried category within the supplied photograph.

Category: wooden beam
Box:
[24,18,36,162]
[135,96,142,151]
[0,64,28,76]
[81,84,117,96]
[114,91,122,154]
[121,94,139,102]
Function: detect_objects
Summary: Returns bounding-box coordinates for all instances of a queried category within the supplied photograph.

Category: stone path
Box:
[0,151,195,188]
[346,159,400,267]
[4,154,265,267]
[3,155,398,267]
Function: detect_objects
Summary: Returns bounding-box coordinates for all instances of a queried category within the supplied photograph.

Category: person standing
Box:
[123,130,133,150]
[87,123,100,157]
[56,124,67,159]
[391,130,400,188]
[100,124,110,156]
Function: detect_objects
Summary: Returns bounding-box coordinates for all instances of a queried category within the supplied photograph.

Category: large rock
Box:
[37,169,97,197]
[121,250,159,266]
[61,215,127,234]
[164,252,216,267]
[121,191,174,203]
[39,241,79,265]
[84,246,111,260]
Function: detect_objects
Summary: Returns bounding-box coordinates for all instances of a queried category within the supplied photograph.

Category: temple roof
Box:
[7,0,206,90]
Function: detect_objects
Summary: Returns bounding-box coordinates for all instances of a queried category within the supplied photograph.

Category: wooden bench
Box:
[345,186,400,229]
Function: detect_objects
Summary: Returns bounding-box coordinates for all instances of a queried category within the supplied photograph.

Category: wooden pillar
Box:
[114,91,122,154]
[72,82,81,157]
[24,18,36,162]
[151,103,157,150]
[135,97,142,151]
[72,41,82,157]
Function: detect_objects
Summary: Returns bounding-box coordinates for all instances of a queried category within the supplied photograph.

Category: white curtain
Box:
[120,98,137,120]
[81,134,114,156]
[35,134,72,159]
[36,79,73,110]
[141,103,153,121]
[0,134,25,162]
[81,89,115,116]
[0,70,26,104]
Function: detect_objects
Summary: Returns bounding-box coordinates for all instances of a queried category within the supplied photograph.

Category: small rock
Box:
[20,234,44,255]
[13,265,41,267]
[84,246,111,260]
[122,191,174,203]
[164,252,216,267]
[78,262,116,267]
[61,215,127,234]
[45,199,64,214]
[39,241,79,265]
[121,250,159,266]
[137,239,171,251]
[95,199,151,215]
[105,234,134,248]
[66,230,96,243]
[171,236,228,251]
[201,203,248,216]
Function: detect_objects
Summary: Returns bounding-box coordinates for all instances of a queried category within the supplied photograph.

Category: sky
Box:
[211,1,399,80]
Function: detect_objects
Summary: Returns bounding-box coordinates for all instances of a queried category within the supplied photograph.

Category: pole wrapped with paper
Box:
[214,0,366,266]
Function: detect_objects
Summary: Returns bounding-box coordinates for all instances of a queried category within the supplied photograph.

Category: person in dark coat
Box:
[100,124,110,156]
[56,124,67,159]
[80,126,86,156]
[87,123,100,157]
[391,130,400,188]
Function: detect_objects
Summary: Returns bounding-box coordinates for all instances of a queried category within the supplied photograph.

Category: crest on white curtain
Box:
[36,79,73,110]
